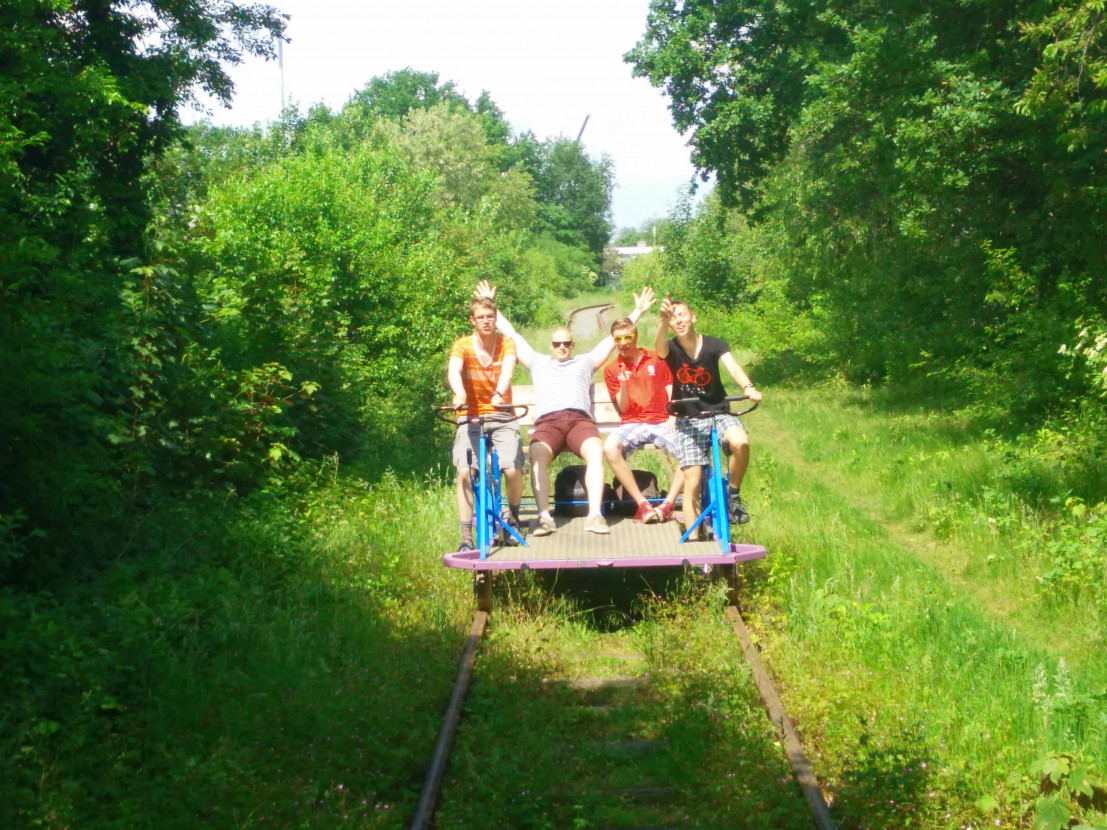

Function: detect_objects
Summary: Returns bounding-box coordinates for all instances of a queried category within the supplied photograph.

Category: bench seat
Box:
[510,383,674,473]
[510,383,622,435]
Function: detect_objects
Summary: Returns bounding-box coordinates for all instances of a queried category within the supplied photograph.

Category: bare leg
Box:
[604,436,648,506]
[503,466,524,513]
[724,426,750,491]
[529,441,554,516]
[580,436,606,515]
[456,467,474,523]
[682,465,703,534]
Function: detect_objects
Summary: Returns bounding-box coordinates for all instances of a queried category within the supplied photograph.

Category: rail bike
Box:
[440,387,766,605]
[419,394,835,830]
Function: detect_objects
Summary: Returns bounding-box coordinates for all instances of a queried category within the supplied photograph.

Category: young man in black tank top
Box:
[654,295,763,534]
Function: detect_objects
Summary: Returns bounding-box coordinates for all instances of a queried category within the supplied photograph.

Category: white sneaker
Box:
[532,515,557,536]
[584,514,610,535]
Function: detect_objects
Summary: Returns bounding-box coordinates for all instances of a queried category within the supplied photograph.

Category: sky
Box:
[184,0,707,232]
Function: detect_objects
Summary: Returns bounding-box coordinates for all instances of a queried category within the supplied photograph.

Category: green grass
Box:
[741,385,1107,828]
[5,377,1106,829]
[2,469,474,829]
[436,577,813,829]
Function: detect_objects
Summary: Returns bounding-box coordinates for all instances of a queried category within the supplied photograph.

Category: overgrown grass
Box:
[741,385,1107,828]
[6,372,1106,829]
[436,574,813,828]
[2,463,475,829]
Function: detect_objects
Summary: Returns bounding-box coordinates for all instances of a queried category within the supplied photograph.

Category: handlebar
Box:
[434,403,530,426]
[666,394,759,419]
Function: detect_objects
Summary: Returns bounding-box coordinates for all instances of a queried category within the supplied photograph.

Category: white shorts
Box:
[606,421,682,457]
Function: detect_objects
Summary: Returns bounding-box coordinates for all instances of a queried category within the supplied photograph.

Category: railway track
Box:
[411,577,837,829]
[410,300,834,827]
[566,302,616,339]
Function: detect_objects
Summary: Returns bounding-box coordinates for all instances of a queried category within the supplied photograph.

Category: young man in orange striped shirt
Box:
[446,295,524,552]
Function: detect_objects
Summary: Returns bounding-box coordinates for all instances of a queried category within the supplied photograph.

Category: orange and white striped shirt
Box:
[449,334,516,417]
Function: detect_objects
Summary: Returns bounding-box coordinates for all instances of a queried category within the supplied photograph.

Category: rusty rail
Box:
[565,303,615,339]
[726,605,838,830]
[409,610,489,830]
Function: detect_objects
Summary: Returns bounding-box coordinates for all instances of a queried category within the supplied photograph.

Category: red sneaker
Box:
[633,501,660,523]
[655,501,674,523]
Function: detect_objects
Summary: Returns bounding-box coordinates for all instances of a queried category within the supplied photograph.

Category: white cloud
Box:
[184,0,707,229]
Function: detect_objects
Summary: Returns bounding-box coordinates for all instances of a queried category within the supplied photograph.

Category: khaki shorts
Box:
[453,419,524,471]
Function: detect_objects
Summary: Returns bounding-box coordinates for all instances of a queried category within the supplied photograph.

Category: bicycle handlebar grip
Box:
[434,403,530,425]
[665,395,755,417]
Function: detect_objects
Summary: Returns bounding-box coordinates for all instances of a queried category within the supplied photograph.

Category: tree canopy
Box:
[1,0,285,578]
[1,11,616,582]
[628,0,1107,405]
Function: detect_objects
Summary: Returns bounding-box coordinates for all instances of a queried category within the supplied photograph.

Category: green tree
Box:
[0,0,284,578]
[662,190,752,307]
[380,102,536,226]
[628,0,1107,404]
[519,134,614,265]
[190,128,472,469]
[344,67,471,121]
[612,216,671,247]
[627,0,839,209]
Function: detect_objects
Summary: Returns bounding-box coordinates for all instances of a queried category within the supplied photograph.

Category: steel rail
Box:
[726,605,838,830]
[565,302,615,339]
[412,589,832,828]
[409,610,488,830]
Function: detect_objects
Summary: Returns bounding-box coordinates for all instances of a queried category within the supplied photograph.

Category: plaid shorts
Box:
[673,413,745,468]
[606,421,682,457]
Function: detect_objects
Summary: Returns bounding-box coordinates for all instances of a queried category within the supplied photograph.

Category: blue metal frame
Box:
[668,395,758,555]
[467,416,527,561]
[677,415,731,553]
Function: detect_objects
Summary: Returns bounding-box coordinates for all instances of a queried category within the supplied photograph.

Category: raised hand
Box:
[658,292,674,322]
[633,286,656,314]
[474,280,496,300]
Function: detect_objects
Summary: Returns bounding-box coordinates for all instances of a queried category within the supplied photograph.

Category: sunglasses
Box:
[551,340,574,348]
[613,335,635,344]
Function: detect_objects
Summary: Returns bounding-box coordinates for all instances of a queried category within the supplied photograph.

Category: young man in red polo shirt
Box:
[602,316,684,523]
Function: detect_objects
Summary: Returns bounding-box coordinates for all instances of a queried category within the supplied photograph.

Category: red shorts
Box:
[530,409,601,460]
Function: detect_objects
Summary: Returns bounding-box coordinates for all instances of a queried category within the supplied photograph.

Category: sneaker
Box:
[633,501,660,523]
[458,540,475,553]
[584,514,610,535]
[532,515,557,536]
[502,513,523,546]
[655,501,674,523]
[727,489,750,525]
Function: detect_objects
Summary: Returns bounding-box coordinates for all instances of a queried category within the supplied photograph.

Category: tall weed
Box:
[1,462,471,829]
[746,385,1107,827]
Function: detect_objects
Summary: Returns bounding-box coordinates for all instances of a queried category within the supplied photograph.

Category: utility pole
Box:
[576,114,590,143]
[278,36,285,112]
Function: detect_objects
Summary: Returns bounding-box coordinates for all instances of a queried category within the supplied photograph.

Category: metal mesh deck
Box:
[443,509,766,571]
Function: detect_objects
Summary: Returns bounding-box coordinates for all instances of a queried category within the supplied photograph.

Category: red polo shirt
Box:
[603,348,673,424]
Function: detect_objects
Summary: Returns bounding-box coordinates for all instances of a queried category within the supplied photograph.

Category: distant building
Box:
[601,240,664,286]
[614,241,661,257]
[609,241,663,267]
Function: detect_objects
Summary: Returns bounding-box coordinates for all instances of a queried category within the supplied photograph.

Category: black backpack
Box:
[610,469,661,516]
[553,465,619,517]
